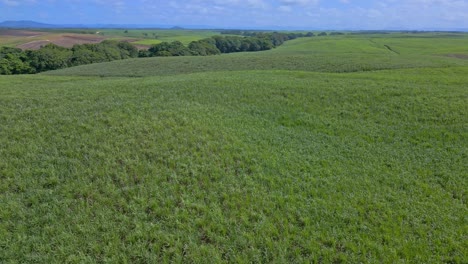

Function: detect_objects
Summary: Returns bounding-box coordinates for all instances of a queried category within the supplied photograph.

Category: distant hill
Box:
[1,20,466,31]
[0,20,290,30]
[0,20,190,29]
[0,20,57,28]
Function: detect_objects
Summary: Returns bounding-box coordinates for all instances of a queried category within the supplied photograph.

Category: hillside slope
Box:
[1,34,467,262]
[46,34,468,77]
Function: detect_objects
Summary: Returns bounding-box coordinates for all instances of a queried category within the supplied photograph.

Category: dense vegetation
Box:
[48,33,468,77]
[141,34,288,57]
[0,40,139,74]
[1,33,467,263]
[221,30,315,38]
[1,32,310,74]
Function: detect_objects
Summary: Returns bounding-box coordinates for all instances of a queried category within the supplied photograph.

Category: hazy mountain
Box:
[0,20,190,29]
[0,20,57,28]
[1,20,467,32]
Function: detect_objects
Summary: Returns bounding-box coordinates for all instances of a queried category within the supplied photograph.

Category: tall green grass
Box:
[47,34,468,77]
[1,33,467,263]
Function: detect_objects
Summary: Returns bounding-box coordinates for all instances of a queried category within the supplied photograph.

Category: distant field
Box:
[49,34,468,77]
[107,29,220,45]
[1,33,467,263]
[0,28,220,50]
[0,29,115,49]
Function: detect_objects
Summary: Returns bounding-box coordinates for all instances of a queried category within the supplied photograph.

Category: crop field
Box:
[110,29,220,46]
[0,33,467,263]
[48,33,468,77]
[0,29,219,50]
[0,29,112,50]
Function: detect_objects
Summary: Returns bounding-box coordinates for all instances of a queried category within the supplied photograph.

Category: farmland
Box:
[0,32,467,263]
[0,29,222,50]
[0,29,109,50]
[49,33,468,76]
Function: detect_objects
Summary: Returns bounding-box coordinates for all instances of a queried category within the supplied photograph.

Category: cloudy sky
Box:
[1,0,467,29]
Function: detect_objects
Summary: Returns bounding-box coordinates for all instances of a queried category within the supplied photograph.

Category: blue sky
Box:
[1,0,467,29]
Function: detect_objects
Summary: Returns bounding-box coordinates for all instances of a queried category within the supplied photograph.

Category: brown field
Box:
[0,29,141,50]
[0,29,45,37]
[16,40,51,49]
[16,34,106,50]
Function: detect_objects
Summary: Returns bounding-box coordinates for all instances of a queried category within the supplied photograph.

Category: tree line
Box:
[1,32,311,75]
[0,40,139,75]
[140,32,312,57]
[220,30,316,38]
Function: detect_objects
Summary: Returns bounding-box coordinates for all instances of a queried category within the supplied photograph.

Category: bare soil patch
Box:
[16,34,107,50]
[0,30,46,37]
[2,30,142,50]
[447,54,468,60]
[52,34,106,47]
[17,40,51,50]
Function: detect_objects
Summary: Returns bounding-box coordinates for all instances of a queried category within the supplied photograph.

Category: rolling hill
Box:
[1,33,467,263]
[0,20,56,28]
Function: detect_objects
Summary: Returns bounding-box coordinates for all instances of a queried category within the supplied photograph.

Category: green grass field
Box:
[132,30,220,45]
[1,33,467,263]
[49,34,468,77]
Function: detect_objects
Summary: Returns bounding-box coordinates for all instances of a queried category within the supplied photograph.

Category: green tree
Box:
[148,41,192,57]
[138,50,150,57]
[188,40,220,56]
[117,41,139,58]
[0,47,32,74]
[148,42,172,56]
[0,53,33,75]
[70,44,106,66]
[27,43,72,72]
[167,41,192,56]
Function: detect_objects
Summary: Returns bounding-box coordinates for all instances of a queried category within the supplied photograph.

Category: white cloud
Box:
[175,0,269,9]
[1,0,35,6]
[119,0,468,28]
[278,0,319,5]
[278,5,292,12]
[2,0,467,30]
[93,0,125,13]
[247,0,269,9]
[1,0,19,6]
